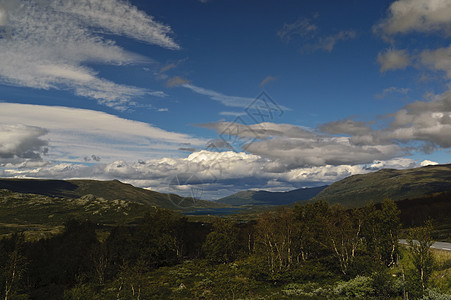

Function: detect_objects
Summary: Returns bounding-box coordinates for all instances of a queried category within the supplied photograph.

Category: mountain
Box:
[0,178,222,210]
[311,164,451,208]
[217,186,328,206]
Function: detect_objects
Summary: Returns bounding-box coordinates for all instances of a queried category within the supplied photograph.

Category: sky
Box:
[1,0,451,200]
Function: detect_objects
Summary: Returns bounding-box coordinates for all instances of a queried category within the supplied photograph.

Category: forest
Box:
[0,199,449,299]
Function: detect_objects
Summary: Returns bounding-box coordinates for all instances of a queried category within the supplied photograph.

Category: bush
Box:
[282,282,333,298]
[421,288,451,300]
[333,276,375,298]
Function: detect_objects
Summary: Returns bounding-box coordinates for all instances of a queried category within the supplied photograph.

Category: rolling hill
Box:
[217,186,328,206]
[310,164,451,207]
[0,189,145,226]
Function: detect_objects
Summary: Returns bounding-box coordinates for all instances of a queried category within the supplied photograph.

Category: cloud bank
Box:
[376,0,451,36]
[0,103,204,164]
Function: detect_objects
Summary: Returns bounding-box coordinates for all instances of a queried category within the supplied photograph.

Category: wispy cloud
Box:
[278,17,318,42]
[0,0,179,110]
[180,83,290,111]
[182,84,256,108]
[219,111,246,117]
[305,30,356,53]
[166,76,190,87]
[278,16,356,53]
[260,76,277,88]
[50,0,180,49]
[375,86,410,99]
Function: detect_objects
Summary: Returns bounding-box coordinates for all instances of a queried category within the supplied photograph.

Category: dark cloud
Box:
[0,124,48,163]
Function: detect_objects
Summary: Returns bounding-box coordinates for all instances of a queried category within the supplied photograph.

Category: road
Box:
[399,239,451,251]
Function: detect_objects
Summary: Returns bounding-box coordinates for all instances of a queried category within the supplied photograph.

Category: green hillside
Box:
[311,164,451,207]
[0,189,145,225]
[217,186,328,206]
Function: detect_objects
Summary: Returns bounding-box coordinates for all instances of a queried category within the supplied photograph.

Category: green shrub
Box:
[333,275,375,298]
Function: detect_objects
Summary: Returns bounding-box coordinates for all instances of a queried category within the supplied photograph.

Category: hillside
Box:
[0,178,223,210]
[217,186,328,206]
[0,189,145,226]
[311,164,451,207]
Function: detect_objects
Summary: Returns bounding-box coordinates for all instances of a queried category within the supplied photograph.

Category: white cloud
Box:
[367,158,417,170]
[377,49,411,72]
[421,44,451,78]
[387,89,451,148]
[246,137,403,168]
[0,0,178,109]
[420,160,439,166]
[0,103,205,163]
[321,88,451,150]
[377,0,451,35]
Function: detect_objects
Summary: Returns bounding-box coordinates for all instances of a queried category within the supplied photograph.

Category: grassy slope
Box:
[311,164,451,208]
[0,189,145,225]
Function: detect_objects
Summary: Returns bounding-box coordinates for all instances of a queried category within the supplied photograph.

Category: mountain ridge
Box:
[217,186,328,206]
[310,163,451,207]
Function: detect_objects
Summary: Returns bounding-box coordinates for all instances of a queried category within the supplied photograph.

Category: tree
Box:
[115,260,147,300]
[91,241,108,285]
[407,220,435,297]
[361,199,401,267]
[1,233,27,300]
[134,208,187,268]
[325,205,363,276]
[203,218,239,264]
[293,201,331,262]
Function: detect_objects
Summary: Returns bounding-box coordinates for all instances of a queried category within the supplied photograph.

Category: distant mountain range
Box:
[216,186,328,206]
[311,164,451,207]
[1,163,451,222]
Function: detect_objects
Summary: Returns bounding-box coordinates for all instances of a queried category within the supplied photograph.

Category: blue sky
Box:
[1,0,451,199]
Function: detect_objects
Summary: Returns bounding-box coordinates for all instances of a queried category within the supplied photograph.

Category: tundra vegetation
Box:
[0,199,450,299]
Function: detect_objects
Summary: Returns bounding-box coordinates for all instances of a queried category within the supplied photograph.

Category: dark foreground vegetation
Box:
[1,199,450,299]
